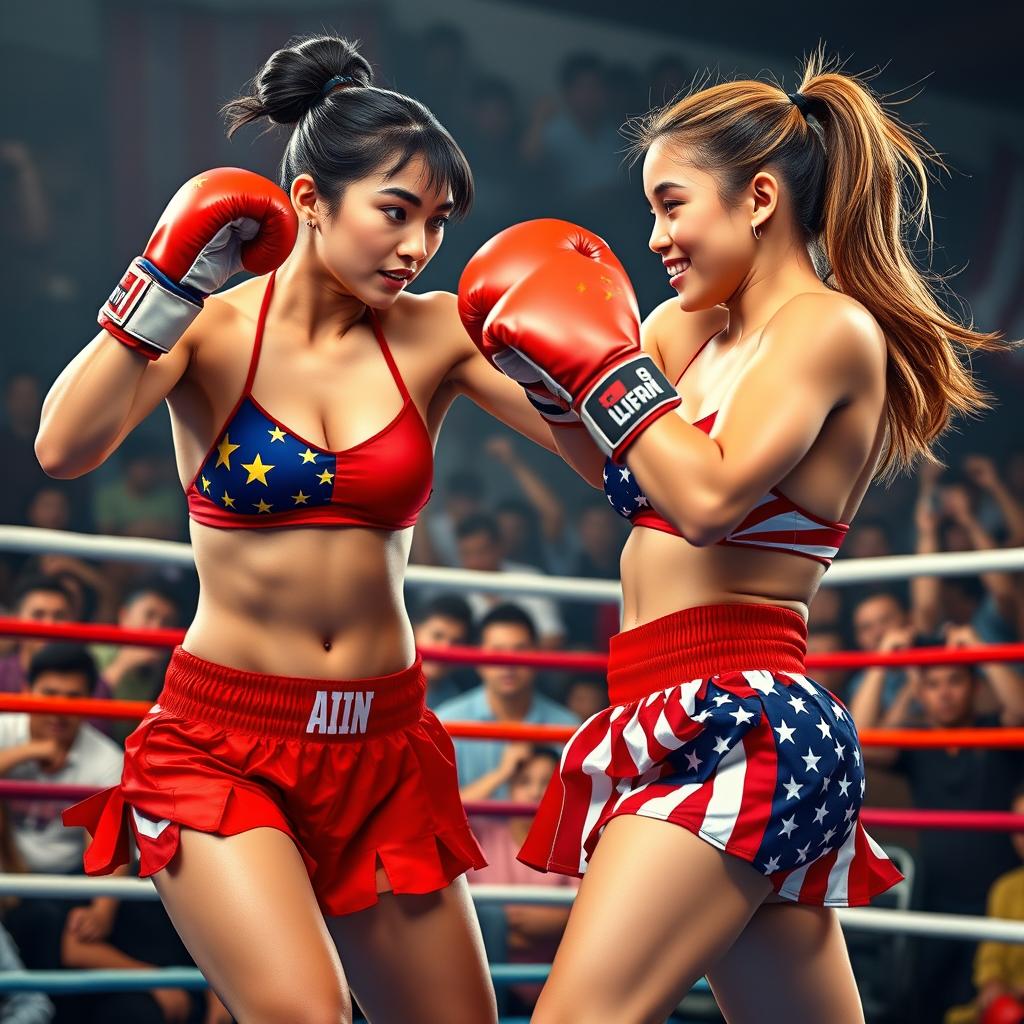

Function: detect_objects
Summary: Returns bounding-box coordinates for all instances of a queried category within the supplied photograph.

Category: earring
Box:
[306,221,316,229]
[752,223,762,240]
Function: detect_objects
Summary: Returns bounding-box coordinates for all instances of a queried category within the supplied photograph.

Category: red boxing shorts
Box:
[63,647,485,915]
[518,604,904,907]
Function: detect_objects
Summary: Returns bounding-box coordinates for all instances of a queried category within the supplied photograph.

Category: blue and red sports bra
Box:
[185,274,433,530]
[603,335,849,567]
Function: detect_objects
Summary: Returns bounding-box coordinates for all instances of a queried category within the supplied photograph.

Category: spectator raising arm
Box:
[485,436,566,547]
[911,464,943,636]
[965,454,1024,548]
[849,626,917,731]
[942,485,1020,629]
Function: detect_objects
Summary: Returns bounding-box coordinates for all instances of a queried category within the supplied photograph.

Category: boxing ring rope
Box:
[3,525,1024,594]
[0,873,1020,944]
[5,616,1024,674]
[3,526,1024,1000]
[3,778,1023,835]
[0,964,562,995]
[2,641,1023,749]
[1,618,1023,752]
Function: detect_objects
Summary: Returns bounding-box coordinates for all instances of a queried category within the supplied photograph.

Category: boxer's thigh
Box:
[328,873,496,1024]
[153,826,351,1024]
[706,900,864,1023]
[531,814,771,1024]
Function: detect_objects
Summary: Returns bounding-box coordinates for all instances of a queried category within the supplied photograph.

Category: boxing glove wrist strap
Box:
[524,388,583,427]
[579,354,680,460]
[98,257,204,358]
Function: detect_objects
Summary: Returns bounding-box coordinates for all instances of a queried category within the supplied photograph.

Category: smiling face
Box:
[297,153,454,308]
[643,137,761,311]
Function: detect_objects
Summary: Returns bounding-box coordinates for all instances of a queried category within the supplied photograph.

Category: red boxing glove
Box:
[982,995,1024,1024]
[458,219,679,460]
[461,219,615,428]
[100,167,298,359]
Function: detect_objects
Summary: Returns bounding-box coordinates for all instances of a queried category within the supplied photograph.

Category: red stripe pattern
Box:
[518,605,903,907]
[603,413,849,566]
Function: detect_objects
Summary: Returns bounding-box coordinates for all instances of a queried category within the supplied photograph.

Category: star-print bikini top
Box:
[602,334,849,567]
[185,273,433,530]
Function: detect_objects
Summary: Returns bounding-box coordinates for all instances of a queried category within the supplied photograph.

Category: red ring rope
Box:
[2,617,1022,670]
[0,691,1021,748]
[1,780,1020,834]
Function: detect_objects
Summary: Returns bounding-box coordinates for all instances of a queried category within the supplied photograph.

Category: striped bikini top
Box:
[602,336,849,567]
[185,273,434,531]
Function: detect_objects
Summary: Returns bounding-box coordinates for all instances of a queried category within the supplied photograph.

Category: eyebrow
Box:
[652,181,689,198]
[378,187,455,212]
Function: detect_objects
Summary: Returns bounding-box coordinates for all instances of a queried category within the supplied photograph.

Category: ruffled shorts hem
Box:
[65,782,487,916]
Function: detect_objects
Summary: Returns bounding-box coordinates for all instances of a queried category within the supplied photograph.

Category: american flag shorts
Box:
[518,604,904,907]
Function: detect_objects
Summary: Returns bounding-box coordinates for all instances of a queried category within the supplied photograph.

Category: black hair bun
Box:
[224,35,372,137]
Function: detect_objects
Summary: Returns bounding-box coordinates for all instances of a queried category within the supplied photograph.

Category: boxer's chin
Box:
[677,287,710,313]
[677,278,727,314]
[346,274,400,311]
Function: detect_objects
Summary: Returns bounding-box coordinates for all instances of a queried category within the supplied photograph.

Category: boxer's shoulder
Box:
[641,299,728,375]
[395,288,484,362]
[198,275,267,337]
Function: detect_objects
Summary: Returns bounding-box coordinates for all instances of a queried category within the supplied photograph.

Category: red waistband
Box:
[607,604,807,705]
[159,647,425,740]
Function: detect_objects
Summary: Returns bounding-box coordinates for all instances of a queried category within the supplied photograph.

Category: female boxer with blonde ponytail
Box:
[40,33,564,1024]
[458,51,1003,1023]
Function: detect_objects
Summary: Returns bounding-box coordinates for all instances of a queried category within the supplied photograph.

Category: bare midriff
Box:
[182,520,417,680]
[618,526,824,631]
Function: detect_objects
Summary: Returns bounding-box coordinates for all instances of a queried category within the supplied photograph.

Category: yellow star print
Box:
[292,491,310,505]
[317,469,334,485]
[221,492,235,508]
[254,499,273,514]
[241,453,275,485]
[576,282,587,294]
[189,176,208,190]
[215,434,240,470]
[200,476,211,493]
[299,448,318,464]
[268,426,286,443]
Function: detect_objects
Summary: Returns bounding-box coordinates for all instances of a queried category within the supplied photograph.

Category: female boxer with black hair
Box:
[43,34,556,1024]
[459,51,1002,1023]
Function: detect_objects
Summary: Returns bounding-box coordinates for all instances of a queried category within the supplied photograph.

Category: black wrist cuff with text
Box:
[579,354,680,458]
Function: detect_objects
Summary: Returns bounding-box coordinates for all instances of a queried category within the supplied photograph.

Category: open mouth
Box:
[379,269,414,283]
[665,257,691,285]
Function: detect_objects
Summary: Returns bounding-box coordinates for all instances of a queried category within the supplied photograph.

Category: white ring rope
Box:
[2,526,1023,600]
[2,875,1021,944]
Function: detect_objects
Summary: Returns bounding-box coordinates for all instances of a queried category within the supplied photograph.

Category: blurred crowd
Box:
[2,12,1023,1024]
[2,356,1023,1020]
